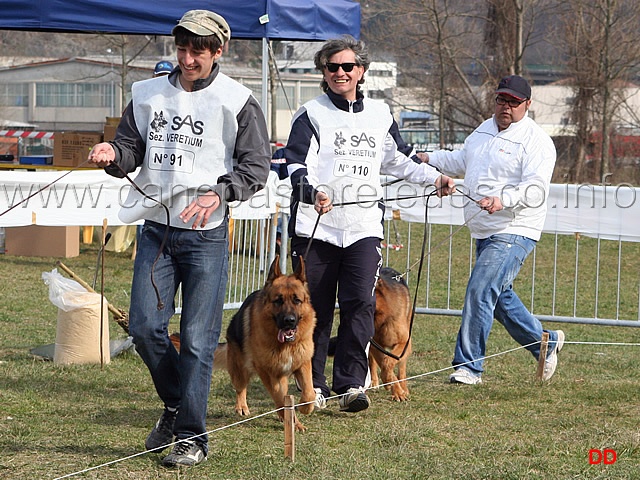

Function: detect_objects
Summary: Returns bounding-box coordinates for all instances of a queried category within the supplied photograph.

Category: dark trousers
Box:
[291,236,381,395]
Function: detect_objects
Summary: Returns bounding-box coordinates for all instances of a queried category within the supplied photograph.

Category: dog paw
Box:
[235,405,251,416]
[295,421,307,432]
[298,403,314,415]
[391,388,409,402]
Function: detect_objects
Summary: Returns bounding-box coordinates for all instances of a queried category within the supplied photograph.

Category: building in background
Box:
[1,55,639,165]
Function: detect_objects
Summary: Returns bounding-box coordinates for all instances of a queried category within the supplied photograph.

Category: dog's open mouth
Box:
[278,328,297,343]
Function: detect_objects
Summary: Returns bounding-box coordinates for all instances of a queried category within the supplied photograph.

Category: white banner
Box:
[381,179,640,242]
[1,171,638,242]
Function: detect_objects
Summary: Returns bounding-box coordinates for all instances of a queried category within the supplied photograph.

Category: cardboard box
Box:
[5,225,80,258]
[105,116,121,127]
[103,124,118,142]
[53,132,102,168]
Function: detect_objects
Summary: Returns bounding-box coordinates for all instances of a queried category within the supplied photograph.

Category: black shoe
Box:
[338,387,370,412]
[162,440,207,467]
[145,408,177,451]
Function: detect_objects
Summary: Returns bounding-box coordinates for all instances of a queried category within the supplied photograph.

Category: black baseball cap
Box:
[496,75,531,101]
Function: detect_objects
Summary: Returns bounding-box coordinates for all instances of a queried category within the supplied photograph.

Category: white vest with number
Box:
[298,95,392,232]
[119,73,251,229]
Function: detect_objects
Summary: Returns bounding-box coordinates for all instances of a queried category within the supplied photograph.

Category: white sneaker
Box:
[542,330,565,380]
[338,387,370,412]
[314,388,327,409]
[449,367,482,385]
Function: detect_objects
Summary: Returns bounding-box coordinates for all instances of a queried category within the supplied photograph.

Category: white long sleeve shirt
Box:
[428,113,556,241]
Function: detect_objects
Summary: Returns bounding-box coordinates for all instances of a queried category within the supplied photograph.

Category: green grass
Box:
[1,236,640,479]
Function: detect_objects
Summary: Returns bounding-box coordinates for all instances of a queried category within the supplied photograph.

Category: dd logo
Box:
[589,449,617,465]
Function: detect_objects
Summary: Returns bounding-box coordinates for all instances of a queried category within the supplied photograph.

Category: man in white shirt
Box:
[422,75,563,385]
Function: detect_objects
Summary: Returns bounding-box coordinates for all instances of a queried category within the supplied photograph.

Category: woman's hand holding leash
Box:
[435,174,456,197]
[314,191,333,215]
[416,153,455,198]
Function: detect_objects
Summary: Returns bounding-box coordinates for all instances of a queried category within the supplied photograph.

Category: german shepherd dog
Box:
[327,267,412,401]
[369,266,412,401]
[223,255,317,431]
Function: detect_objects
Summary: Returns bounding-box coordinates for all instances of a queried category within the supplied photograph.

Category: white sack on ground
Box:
[42,269,110,365]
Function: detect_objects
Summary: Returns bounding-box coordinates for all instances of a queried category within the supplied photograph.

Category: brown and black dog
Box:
[168,256,316,430]
[327,266,412,401]
[222,255,317,431]
[368,266,412,402]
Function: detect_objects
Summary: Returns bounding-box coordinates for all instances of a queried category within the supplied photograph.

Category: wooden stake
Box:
[536,332,550,380]
[56,260,129,334]
[284,395,295,461]
[100,219,107,368]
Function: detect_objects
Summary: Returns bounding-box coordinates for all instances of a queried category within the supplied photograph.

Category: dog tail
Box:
[169,332,227,372]
[212,343,227,371]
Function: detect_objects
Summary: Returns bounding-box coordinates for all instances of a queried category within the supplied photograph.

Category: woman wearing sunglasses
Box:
[284,35,455,413]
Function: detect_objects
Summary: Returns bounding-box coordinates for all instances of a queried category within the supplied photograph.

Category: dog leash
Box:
[371,186,487,361]
[369,190,438,361]
[397,187,485,279]
[0,157,170,311]
[299,185,465,361]
[369,186,487,361]
[0,158,94,218]
[301,185,481,269]
[109,162,170,310]
[300,186,452,258]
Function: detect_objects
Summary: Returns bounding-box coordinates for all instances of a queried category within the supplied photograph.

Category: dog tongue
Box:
[278,328,296,343]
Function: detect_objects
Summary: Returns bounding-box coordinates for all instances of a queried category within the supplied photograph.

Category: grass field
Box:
[1,238,639,479]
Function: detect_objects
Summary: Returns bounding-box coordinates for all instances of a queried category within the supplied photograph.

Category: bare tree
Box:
[267,41,319,144]
[363,0,556,147]
[101,35,154,111]
[561,0,640,182]
[363,0,490,145]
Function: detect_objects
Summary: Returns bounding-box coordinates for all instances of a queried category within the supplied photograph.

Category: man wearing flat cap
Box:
[88,9,270,467]
[420,75,562,387]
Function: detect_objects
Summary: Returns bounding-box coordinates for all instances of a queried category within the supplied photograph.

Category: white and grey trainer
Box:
[449,367,483,385]
[542,330,565,380]
[162,440,206,467]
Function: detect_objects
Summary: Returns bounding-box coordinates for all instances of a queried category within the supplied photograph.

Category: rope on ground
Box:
[52,338,640,478]
[52,407,282,480]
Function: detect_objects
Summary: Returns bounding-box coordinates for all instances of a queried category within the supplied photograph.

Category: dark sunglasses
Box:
[325,62,359,73]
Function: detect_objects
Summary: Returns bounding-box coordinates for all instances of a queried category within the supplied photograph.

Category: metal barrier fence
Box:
[223,213,640,327]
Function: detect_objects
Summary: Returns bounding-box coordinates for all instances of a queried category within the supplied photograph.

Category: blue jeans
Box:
[453,234,558,374]
[129,220,228,451]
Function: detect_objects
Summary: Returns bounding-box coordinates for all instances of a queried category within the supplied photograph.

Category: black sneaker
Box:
[338,387,370,412]
[145,408,177,451]
[162,440,207,467]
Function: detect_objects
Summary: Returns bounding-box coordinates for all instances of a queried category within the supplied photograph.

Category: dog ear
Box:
[267,254,282,282]
[294,255,307,284]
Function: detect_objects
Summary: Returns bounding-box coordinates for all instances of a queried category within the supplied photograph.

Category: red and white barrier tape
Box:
[0,130,55,139]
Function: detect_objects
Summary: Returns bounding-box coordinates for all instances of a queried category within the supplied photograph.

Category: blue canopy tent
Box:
[0,0,360,40]
[0,0,361,119]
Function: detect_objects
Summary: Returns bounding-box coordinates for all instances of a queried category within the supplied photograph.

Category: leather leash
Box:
[302,185,483,362]
[0,158,170,311]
